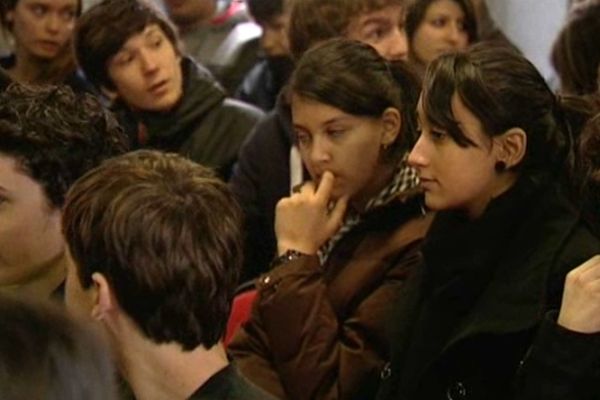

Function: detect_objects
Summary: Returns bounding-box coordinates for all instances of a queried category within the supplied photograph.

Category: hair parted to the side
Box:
[74,0,181,90]
[0,295,116,400]
[0,83,128,208]
[62,150,244,350]
[288,38,421,159]
[405,0,478,63]
[421,43,594,179]
[551,4,600,96]
[289,0,406,60]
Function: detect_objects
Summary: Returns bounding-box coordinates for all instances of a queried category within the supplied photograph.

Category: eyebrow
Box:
[360,16,392,26]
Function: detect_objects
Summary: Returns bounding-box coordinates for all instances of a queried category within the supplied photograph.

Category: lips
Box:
[148,80,169,95]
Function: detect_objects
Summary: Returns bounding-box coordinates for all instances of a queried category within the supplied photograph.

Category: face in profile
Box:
[408,94,502,218]
[107,24,183,113]
[411,0,469,65]
[346,3,408,61]
[0,154,65,291]
[291,94,399,207]
[4,0,78,60]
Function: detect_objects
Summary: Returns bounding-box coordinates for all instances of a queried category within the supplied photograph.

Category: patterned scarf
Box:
[317,155,421,265]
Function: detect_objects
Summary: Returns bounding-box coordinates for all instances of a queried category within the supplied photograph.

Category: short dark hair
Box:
[289,38,421,158]
[63,150,244,350]
[406,0,478,62]
[74,0,180,90]
[0,83,128,208]
[551,4,600,95]
[289,0,406,60]
[247,0,287,24]
[0,295,116,400]
[421,43,591,178]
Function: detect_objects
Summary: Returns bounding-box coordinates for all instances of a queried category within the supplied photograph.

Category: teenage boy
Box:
[63,150,275,400]
[162,0,261,93]
[235,0,294,112]
[0,83,127,300]
[229,0,410,280]
[74,0,263,178]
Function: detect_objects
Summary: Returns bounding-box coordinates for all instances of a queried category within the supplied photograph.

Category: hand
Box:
[275,171,348,255]
[557,255,600,333]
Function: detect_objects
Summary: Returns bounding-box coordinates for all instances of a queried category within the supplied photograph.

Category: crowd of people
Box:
[1,0,600,399]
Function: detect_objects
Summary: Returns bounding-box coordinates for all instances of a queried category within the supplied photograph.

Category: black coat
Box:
[378,178,600,400]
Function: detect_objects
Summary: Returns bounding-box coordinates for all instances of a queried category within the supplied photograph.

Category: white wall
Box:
[486,0,568,80]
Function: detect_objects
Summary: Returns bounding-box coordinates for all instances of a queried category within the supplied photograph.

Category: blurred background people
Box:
[162,0,261,93]
[235,0,293,112]
[0,0,92,91]
[405,0,478,77]
[0,294,117,400]
[551,4,600,96]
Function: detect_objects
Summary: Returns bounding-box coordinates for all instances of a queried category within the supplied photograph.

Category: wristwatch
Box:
[270,249,309,268]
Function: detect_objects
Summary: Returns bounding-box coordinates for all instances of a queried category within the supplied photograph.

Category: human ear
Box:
[380,107,402,147]
[90,272,116,321]
[494,128,527,169]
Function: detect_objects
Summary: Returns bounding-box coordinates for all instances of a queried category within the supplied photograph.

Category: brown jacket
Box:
[228,198,433,400]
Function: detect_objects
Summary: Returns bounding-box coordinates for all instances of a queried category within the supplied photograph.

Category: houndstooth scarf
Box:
[317,155,420,265]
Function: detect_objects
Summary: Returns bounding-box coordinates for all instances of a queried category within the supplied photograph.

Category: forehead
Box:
[16,0,79,9]
[425,0,465,15]
[119,24,165,50]
[349,2,404,26]
[0,153,40,193]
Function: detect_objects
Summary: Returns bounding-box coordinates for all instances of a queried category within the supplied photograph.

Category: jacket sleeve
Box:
[515,312,600,399]
[232,242,422,400]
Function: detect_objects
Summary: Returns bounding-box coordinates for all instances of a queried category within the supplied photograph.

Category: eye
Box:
[149,36,163,49]
[60,9,77,22]
[430,129,447,141]
[327,128,346,138]
[30,4,47,17]
[114,53,134,66]
[430,17,447,28]
[295,131,311,146]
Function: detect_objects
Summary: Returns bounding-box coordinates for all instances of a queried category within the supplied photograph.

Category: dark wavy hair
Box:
[0,83,128,208]
[288,38,421,158]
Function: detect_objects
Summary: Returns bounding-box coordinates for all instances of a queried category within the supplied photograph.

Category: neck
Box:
[0,251,67,300]
[352,162,396,213]
[9,47,48,83]
[118,330,229,400]
[466,172,519,220]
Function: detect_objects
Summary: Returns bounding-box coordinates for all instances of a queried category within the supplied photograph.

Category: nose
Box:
[307,136,332,166]
[407,133,429,170]
[45,13,61,34]
[383,27,409,61]
[139,49,159,74]
[446,24,465,47]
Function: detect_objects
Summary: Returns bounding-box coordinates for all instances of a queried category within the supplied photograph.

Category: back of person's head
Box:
[0,295,116,400]
[551,4,600,96]
[289,38,421,158]
[421,43,591,179]
[74,0,180,90]
[0,83,128,208]
[289,0,405,60]
[63,150,243,350]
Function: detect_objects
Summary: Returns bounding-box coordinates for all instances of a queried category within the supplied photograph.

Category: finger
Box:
[327,195,349,232]
[315,171,335,203]
[299,180,316,195]
[577,256,600,282]
[570,255,600,277]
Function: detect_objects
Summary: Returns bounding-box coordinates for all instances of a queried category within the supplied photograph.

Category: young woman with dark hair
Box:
[229,38,432,400]
[377,43,600,400]
[0,0,91,91]
[405,0,477,77]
